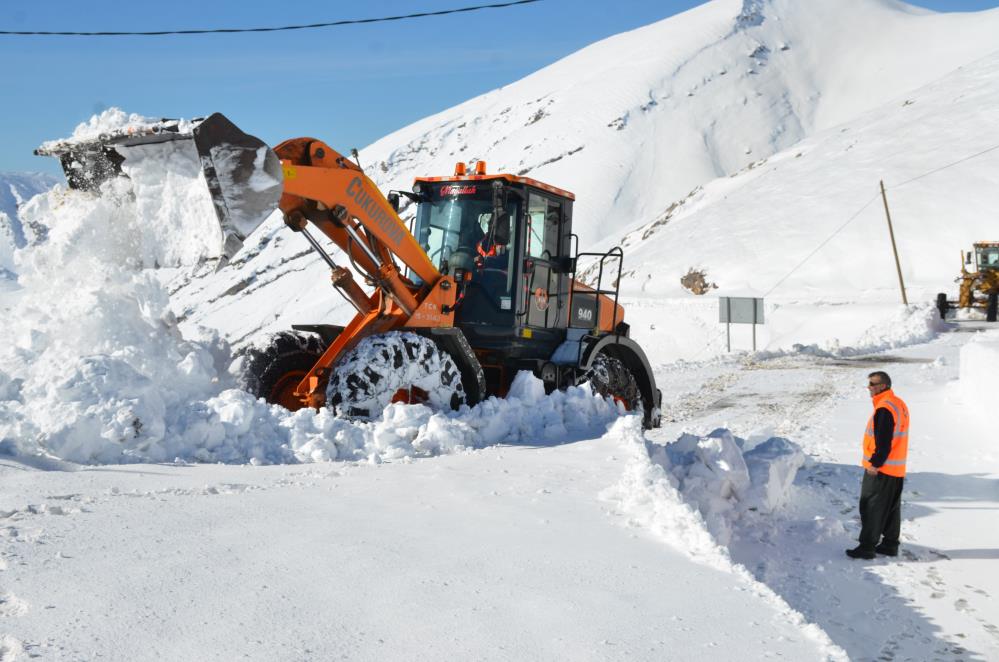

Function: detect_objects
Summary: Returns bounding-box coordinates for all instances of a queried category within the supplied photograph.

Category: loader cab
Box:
[974,243,999,271]
[411,165,577,363]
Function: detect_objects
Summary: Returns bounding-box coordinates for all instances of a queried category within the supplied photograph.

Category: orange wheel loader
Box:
[37,113,662,427]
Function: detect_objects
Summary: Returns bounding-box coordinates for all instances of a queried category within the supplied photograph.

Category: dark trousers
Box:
[858,471,904,551]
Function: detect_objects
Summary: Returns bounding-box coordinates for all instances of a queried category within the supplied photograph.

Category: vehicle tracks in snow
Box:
[658,353,847,439]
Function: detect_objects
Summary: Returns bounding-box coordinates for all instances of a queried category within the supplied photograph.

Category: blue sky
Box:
[2,0,997,175]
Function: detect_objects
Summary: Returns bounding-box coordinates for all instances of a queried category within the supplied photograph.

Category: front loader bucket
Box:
[35,112,282,264]
[190,113,283,264]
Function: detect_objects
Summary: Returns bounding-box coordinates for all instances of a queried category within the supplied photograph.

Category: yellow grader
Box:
[936,242,999,322]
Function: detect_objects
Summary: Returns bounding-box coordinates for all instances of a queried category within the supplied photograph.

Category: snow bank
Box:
[959,330,999,415]
[603,421,806,551]
[758,302,946,360]
[600,417,846,659]
[615,299,947,365]
[657,428,805,545]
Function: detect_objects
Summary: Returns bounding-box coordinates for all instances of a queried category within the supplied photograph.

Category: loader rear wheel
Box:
[584,353,641,412]
[936,292,949,320]
[327,331,465,419]
[237,331,326,411]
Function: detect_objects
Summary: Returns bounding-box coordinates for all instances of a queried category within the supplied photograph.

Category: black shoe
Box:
[846,546,876,559]
[875,543,899,557]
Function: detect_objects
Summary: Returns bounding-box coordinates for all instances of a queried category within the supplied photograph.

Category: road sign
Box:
[719,297,765,351]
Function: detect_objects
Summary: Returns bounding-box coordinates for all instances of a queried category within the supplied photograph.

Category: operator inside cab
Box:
[412,182,519,321]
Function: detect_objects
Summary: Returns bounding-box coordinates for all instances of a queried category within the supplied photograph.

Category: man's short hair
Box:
[869,371,892,388]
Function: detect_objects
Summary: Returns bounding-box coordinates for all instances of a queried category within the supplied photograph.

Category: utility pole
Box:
[880,180,908,305]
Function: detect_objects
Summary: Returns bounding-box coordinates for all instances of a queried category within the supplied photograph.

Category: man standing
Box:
[847,371,910,560]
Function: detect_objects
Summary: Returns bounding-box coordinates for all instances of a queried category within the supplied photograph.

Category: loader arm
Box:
[35,113,460,409]
[271,137,458,407]
[275,137,442,289]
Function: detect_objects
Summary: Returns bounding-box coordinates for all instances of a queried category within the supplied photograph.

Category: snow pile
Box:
[958,330,999,416]
[320,377,618,461]
[603,419,806,551]
[0,180,231,462]
[603,418,731,564]
[655,428,805,545]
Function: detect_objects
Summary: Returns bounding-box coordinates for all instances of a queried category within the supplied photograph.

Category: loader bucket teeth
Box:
[192,113,284,263]
[35,119,190,191]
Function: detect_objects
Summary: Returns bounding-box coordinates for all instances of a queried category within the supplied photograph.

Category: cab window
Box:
[526,194,562,260]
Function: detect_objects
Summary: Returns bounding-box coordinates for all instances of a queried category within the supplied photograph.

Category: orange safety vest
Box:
[477,239,497,258]
[862,389,910,477]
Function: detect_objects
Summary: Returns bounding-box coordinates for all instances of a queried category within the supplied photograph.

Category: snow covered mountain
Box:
[358,0,999,246]
[157,0,999,347]
[0,171,59,276]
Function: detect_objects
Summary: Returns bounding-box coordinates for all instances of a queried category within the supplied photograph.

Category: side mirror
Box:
[387,192,400,213]
[966,251,974,265]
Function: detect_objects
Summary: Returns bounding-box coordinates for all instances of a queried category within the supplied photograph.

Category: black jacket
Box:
[869,408,895,468]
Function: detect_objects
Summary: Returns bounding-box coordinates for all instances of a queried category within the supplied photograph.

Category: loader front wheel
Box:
[987,292,998,322]
[327,331,465,419]
[584,353,641,412]
[236,331,326,411]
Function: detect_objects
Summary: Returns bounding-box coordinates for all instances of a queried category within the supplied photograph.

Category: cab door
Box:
[523,192,566,330]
